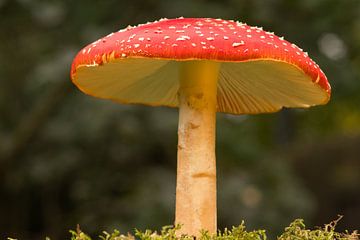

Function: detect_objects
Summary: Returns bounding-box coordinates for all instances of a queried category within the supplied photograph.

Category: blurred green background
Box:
[0,0,359,239]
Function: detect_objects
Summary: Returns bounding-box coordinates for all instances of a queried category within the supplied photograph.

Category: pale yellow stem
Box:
[175,60,220,237]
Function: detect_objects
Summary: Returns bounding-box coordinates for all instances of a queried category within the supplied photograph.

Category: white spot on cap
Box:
[232,41,245,47]
[191,43,196,47]
[169,26,176,29]
[134,44,140,48]
[176,35,190,41]
[164,36,170,40]
[121,53,126,57]
[201,42,206,45]
[224,36,229,40]
[246,34,252,38]
[206,37,214,41]
[138,37,144,41]
[260,36,265,39]
[176,30,185,33]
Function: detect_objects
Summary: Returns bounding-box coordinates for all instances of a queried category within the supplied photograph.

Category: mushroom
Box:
[70,17,331,236]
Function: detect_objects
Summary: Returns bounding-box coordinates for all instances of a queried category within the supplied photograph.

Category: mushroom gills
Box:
[74,58,328,114]
[75,58,179,107]
[218,60,329,114]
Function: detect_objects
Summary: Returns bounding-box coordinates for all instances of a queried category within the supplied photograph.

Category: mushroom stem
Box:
[176,60,220,236]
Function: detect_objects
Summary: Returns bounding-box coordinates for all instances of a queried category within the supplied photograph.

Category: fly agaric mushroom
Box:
[70,17,331,237]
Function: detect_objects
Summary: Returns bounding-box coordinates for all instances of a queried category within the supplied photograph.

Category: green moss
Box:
[64,218,358,240]
[7,218,358,240]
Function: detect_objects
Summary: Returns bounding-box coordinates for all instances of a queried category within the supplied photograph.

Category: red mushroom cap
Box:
[71,17,331,114]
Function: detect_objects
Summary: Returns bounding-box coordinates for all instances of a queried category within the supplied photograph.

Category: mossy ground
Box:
[7,218,358,240]
[63,218,358,240]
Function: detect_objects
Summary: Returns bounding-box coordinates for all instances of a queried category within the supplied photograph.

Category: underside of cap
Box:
[73,58,329,114]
